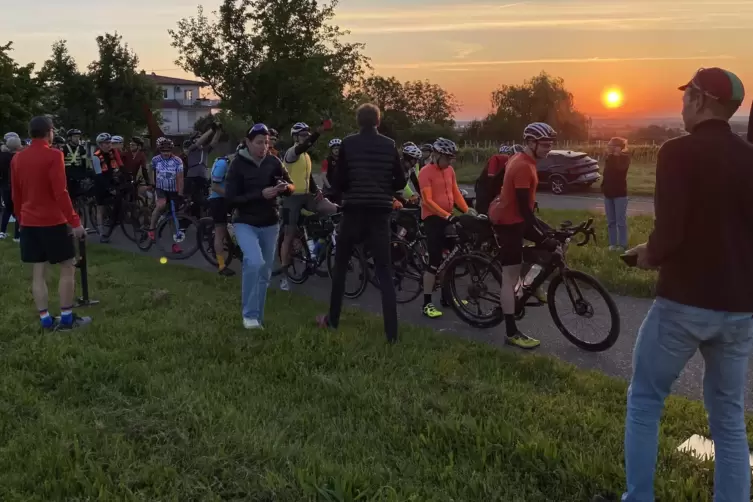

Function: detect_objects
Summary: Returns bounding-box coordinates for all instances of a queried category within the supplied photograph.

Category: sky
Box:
[6,0,753,120]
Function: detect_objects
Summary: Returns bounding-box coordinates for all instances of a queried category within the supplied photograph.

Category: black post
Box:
[747,99,753,144]
[74,237,100,307]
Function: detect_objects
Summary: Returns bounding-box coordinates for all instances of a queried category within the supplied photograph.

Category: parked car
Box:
[537,150,601,195]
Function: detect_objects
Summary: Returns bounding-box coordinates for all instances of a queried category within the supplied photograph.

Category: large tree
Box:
[0,42,41,135]
[87,33,162,138]
[484,72,588,142]
[170,0,369,129]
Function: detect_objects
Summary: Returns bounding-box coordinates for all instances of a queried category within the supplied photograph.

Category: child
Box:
[601,137,630,250]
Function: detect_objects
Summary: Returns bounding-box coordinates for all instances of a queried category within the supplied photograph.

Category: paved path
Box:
[459,185,655,215]
[93,229,751,409]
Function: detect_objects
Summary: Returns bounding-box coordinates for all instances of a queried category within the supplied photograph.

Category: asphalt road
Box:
[92,227,752,409]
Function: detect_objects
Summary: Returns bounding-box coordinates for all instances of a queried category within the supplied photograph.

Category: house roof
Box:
[146,72,207,87]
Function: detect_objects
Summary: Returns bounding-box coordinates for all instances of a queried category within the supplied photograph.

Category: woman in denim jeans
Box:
[225,124,294,329]
[601,137,630,250]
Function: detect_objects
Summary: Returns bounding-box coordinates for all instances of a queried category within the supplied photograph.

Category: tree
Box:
[0,42,41,135]
[87,33,162,138]
[37,40,99,134]
[481,72,588,142]
[170,0,369,128]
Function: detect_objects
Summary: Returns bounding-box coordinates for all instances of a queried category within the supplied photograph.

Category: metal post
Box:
[74,238,100,307]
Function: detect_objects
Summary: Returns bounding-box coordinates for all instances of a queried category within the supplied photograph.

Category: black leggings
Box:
[0,187,19,238]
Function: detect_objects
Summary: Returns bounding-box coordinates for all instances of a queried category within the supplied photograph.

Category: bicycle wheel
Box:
[87,201,100,235]
[547,270,620,352]
[156,213,200,260]
[285,234,311,285]
[444,253,504,328]
[326,242,368,299]
[389,240,424,304]
[119,202,143,243]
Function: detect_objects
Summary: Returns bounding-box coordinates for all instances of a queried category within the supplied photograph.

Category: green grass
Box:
[0,242,738,501]
[455,162,657,197]
[537,208,657,298]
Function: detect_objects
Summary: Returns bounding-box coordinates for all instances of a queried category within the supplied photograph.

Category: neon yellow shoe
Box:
[423,303,443,318]
[534,287,547,304]
[505,332,541,350]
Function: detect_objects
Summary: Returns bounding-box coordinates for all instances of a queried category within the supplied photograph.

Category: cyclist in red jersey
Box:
[489,123,559,349]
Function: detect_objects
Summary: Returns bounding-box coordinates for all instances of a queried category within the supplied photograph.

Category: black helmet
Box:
[420,143,433,152]
[66,128,82,137]
[53,135,66,145]
[268,128,279,138]
[182,140,192,149]
[131,136,144,147]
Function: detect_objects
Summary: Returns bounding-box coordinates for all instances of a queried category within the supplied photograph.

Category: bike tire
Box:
[547,270,620,352]
[156,214,200,260]
[389,240,424,304]
[326,242,368,299]
[286,234,311,285]
[444,253,504,328]
[119,202,142,243]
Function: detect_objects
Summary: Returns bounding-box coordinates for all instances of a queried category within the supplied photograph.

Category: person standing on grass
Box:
[225,124,294,330]
[316,103,407,343]
[593,68,753,502]
[11,116,90,331]
[1,133,22,242]
[601,137,630,251]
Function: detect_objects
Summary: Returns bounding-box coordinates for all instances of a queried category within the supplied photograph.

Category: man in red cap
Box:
[598,68,753,502]
[12,116,92,331]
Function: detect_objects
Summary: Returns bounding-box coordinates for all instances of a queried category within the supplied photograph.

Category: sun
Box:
[602,88,624,109]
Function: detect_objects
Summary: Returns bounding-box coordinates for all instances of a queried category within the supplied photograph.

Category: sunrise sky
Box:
[7,0,753,119]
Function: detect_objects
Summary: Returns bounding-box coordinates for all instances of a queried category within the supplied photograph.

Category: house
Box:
[145,73,221,136]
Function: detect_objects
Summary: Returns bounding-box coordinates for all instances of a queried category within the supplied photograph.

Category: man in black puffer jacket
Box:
[318,103,406,343]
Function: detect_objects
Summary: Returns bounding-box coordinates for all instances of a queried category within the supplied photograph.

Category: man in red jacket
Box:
[11,116,92,331]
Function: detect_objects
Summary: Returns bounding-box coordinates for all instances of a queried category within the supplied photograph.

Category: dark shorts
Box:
[423,215,453,271]
[493,223,526,266]
[94,174,114,205]
[281,194,316,228]
[209,197,228,224]
[20,224,76,264]
[155,189,180,204]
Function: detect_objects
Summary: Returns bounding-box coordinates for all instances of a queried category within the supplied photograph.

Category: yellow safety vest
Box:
[284,151,312,193]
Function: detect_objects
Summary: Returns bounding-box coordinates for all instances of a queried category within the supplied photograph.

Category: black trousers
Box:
[184,177,208,219]
[0,186,18,238]
[328,208,398,342]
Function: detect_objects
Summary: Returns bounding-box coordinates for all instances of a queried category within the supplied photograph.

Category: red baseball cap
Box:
[678,67,745,104]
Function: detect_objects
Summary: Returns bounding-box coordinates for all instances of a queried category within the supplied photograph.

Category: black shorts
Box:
[20,224,76,264]
[156,189,180,205]
[94,174,114,205]
[423,215,453,271]
[209,198,228,224]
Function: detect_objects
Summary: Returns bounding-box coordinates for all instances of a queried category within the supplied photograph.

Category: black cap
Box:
[29,116,54,139]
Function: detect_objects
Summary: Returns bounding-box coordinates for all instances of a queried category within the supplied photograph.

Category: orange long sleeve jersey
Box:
[418,163,468,220]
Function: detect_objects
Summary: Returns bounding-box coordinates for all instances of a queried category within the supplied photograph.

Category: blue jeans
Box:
[604,196,628,248]
[234,223,279,323]
[624,298,753,502]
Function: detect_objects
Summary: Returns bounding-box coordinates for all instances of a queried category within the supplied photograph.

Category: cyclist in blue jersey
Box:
[148,137,184,244]
[208,145,240,276]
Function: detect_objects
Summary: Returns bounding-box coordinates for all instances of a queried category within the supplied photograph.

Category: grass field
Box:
[0,242,739,501]
[454,161,657,198]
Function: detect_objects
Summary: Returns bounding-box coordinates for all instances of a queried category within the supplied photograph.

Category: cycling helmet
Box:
[432,138,458,157]
[268,128,279,138]
[131,136,144,147]
[182,140,192,149]
[291,122,310,136]
[111,135,124,144]
[523,122,557,141]
[328,138,342,149]
[66,128,82,137]
[156,137,174,152]
[96,132,112,144]
[3,132,19,142]
[402,143,422,160]
[420,143,433,152]
[511,144,525,154]
[53,135,66,145]
[499,145,512,154]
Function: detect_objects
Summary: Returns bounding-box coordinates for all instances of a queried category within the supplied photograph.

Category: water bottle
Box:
[312,238,324,258]
[307,239,316,256]
[523,264,543,287]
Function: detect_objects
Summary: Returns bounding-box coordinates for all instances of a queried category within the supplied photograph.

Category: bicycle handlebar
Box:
[549,217,596,247]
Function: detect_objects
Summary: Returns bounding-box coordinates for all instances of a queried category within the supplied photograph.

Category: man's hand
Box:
[71,225,86,240]
[314,189,324,202]
[466,207,478,217]
[625,242,656,270]
[262,186,280,199]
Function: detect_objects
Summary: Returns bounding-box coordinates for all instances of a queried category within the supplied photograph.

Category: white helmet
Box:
[523,122,557,141]
[96,133,111,144]
[512,144,525,154]
[291,122,310,136]
[499,145,512,154]
[3,132,19,142]
[156,137,174,151]
[328,138,342,148]
[402,143,422,160]
[432,138,458,157]
[111,135,124,143]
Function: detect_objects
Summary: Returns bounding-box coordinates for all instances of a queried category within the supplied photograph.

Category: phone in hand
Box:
[620,253,638,267]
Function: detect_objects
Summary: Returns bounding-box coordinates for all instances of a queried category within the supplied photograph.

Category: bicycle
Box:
[444,218,620,352]
[197,216,243,268]
[281,211,340,285]
[135,196,200,259]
